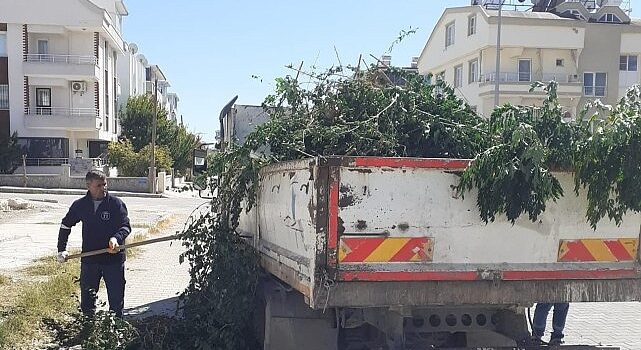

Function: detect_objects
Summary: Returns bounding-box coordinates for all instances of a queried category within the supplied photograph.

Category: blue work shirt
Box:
[58,191,131,264]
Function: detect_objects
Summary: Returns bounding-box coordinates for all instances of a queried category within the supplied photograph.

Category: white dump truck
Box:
[238,156,641,349]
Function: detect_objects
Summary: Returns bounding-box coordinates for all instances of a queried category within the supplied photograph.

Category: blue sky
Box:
[123,0,640,143]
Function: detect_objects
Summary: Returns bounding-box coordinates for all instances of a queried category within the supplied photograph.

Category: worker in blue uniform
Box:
[57,169,131,318]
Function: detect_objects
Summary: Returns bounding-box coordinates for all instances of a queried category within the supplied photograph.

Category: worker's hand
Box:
[57,251,69,263]
[108,237,120,254]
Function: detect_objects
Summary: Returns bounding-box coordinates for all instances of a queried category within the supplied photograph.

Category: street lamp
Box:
[494,0,505,107]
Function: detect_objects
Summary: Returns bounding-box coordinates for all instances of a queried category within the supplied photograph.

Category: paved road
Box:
[555,302,641,350]
[0,191,206,271]
[0,191,207,318]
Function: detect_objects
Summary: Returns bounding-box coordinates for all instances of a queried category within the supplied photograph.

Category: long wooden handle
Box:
[65,234,180,260]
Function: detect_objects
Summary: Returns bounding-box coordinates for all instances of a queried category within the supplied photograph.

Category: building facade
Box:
[117,42,147,106]
[418,1,641,118]
[0,0,128,166]
[145,64,180,125]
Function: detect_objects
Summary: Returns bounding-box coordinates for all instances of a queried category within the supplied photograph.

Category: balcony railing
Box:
[481,72,582,84]
[541,73,582,83]
[24,107,99,117]
[24,158,69,166]
[24,54,98,65]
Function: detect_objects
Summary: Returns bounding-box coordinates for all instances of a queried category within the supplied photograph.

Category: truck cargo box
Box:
[239,156,641,309]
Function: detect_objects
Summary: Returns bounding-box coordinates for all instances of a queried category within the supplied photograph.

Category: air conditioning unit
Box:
[71,81,86,93]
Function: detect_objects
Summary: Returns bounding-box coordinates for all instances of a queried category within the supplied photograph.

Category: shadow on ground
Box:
[125,296,182,320]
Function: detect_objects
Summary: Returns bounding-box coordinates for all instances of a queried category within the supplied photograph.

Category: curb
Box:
[0,186,166,199]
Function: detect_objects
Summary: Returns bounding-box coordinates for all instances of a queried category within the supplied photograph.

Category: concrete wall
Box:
[0,164,150,192]
[0,0,103,28]
[418,8,491,72]
[578,23,622,108]
[230,105,271,145]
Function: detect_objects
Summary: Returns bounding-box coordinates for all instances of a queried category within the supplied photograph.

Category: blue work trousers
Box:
[532,302,569,340]
[80,262,126,317]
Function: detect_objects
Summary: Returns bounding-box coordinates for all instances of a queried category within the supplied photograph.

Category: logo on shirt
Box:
[101,211,111,221]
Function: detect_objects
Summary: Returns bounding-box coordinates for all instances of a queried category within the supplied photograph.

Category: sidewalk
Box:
[0,186,164,198]
[96,212,194,319]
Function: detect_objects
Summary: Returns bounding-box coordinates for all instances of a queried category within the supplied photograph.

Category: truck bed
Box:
[238,157,641,309]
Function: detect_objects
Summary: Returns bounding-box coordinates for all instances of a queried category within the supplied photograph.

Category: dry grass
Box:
[126,215,176,258]
[147,215,175,236]
[0,259,80,349]
[0,215,178,349]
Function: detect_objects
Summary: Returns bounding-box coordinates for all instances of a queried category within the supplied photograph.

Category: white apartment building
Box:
[0,0,128,166]
[117,42,147,105]
[118,48,180,126]
[167,92,179,124]
[145,64,180,124]
[418,0,641,118]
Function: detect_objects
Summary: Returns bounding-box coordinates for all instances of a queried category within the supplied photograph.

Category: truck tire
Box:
[257,277,338,350]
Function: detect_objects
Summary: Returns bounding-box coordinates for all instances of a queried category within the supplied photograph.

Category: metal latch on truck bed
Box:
[478,269,503,282]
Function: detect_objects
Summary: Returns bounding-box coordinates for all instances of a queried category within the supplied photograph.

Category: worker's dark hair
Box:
[85,169,106,183]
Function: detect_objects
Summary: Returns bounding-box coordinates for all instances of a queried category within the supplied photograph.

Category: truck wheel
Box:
[257,277,338,350]
[493,308,530,343]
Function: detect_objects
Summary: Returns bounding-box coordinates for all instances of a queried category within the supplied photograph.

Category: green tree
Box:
[107,140,172,177]
[0,132,22,174]
[167,125,201,176]
[118,95,175,152]
[118,95,201,176]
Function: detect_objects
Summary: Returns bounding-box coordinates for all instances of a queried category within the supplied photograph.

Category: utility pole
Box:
[493,0,526,106]
[494,0,504,107]
[151,78,157,194]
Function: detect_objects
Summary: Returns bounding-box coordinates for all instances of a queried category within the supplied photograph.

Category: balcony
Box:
[24,107,101,131]
[480,72,582,84]
[478,72,583,97]
[23,54,100,80]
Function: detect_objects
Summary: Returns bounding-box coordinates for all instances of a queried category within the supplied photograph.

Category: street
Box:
[0,191,208,318]
[1,192,640,349]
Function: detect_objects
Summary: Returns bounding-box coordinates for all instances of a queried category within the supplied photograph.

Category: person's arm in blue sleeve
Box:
[58,203,80,252]
[112,201,131,244]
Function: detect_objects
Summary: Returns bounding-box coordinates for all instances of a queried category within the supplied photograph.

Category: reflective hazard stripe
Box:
[60,224,71,230]
[339,237,433,263]
[558,239,639,262]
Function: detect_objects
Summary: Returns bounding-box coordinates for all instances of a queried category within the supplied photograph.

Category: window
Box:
[0,34,6,57]
[556,59,564,67]
[436,71,445,81]
[468,15,476,36]
[562,10,586,20]
[445,22,455,47]
[599,13,621,23]
[0,85,8,110]
[35,88,51,115]
[620,55,637,71]
[454,65,463,88]
[17,137,69,164]
[584,72,607,97]
[103,41,108,68]
[37,40,48,55]
[468,59,478,83]
[113,76,117,131]
[518,59,531,82]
